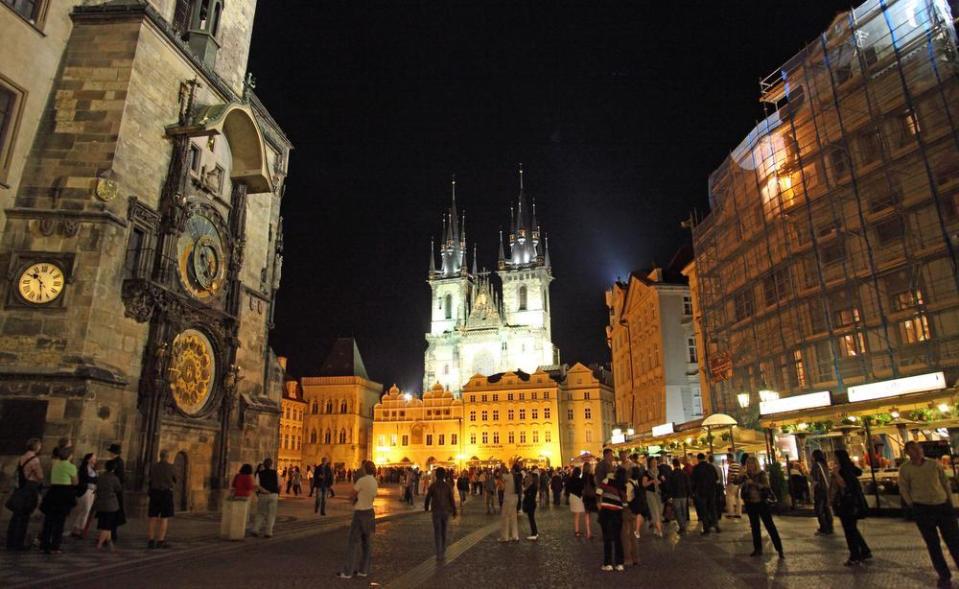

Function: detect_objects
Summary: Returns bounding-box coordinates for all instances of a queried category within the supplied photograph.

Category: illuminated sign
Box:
[847,372,946,403]
[651,422,675,437]
[610,432,626,444]
[759,391,832,415]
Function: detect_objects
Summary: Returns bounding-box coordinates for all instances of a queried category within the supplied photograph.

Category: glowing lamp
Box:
[759,389,780,403]
[403,393,413,402]
[890,408,901,419]
[737,393,751,409]
[626,428,635,436]
[939,403,951,414]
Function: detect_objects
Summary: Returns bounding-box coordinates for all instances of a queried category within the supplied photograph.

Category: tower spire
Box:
[519,162,524,191]
[429,237,436,275]
[472,243,478,276]
[498,229,506,269]
[544,233,551,269]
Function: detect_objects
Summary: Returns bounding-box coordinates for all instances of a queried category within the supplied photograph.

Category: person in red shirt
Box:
[232,464,256,498]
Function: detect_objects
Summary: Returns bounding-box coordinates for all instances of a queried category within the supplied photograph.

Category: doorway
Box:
[173,451,189,512]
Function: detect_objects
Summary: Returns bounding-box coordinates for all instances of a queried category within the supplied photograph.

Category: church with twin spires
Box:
[424,167,558,395]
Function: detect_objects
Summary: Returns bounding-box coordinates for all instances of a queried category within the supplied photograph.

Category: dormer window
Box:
[519,286,528,311]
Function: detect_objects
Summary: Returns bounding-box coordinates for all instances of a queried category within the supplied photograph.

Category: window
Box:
[519,392,525,401]
[892,288,924,311]
[821,240,846,265]
[834,306,861,328]
[900,314,931,344]
[340,401,348,414]
[469,410,476,422]
[519,286,528,311]
[325,430,332,444]
[124,227,146,278]
[687,337,698,363]
[856,128,883,165]
[544,407,550,419]
[492,410,499,421]
[794,350,808,388]
[762,268,790,306]
[543,392,549,400]
[283,407,289,419]
[584,406,592,420]
[173,0,192,34]
[507,409,514,420]
[814,341,833,381]
[402,435,409,446]
[493,432,500,444]
[438,434,445,445]
[444,294,452,319]
[531,409,538,419]
[451,434,457,445]
[519,409,526,420]
[481,394,488,402]
[875,217,905,247]
[507,393,514,401]
[826,146,849,182]
[189,143,202,174]
[469,433,476,445]
[683,295,693,315]
[338,429,347,444]
[519,431,527,444]
[310,429,317,444]
[532,431,539,443]
[545,431,551,443]
[567,408,573,420]
[492,394,498,401]
[311,401,318,415]
[470,395,476,402]
[213,164,225,195]
[586,429,592,443]
[482,432,488,444]
[531,392,537,400]
[481,411,488,421]
[895,109,920,148]
[584,392,591,400]
[2,0,43,23]
[838,332,866,357]
[390,434,397,447]
[426,434,433,446]
[734,289,754,321]
[325,400,333,414]
[508,431,515,444]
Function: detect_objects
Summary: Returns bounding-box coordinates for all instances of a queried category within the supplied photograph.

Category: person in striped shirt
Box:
[597,467,627,572]
[726,452,743,519]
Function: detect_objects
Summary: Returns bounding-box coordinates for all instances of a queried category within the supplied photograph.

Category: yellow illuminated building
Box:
[372,363,613,468]
[300,338,383,471]
[278,378,305,473]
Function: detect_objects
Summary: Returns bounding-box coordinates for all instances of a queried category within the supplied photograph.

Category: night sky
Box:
[248,1,853,391]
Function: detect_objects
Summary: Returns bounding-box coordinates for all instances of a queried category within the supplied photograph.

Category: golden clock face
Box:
[18,262,64,304]
[168,328,216,415]
[177,214,225,300]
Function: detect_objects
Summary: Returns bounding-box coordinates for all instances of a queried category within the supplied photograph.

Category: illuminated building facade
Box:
[691,0,959,413]
[606,251,704,434]
[373,363,614,468]
[424,169,557,395]
[300,338,383,471]
[278,377,305,473]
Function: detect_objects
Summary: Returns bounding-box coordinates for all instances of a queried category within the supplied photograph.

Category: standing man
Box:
[725,452,743,520]
[424,467,457,561]
[692,453,721,535]
[550,469,564,506]
[523,466,540,541]
[484,470,497,515]
[338,460,378,579]
[147,449,176,549]
[5,438,43,551]
[810,450,833,535]
[315,458,333,515]
[105,443,125,541]
[595,448,615,487]
[252,458,280,538]
[900,441,959,589]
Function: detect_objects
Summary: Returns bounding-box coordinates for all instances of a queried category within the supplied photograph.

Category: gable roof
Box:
[317,338,370,379]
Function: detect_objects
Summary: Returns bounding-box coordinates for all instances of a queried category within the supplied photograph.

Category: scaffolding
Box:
[692,0,959,414]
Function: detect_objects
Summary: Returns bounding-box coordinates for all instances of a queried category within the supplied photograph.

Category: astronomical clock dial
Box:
[177,214,226,300]
[168,328,216,416]
[17,262,65,305]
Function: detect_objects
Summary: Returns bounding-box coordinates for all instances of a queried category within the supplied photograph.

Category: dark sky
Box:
[248,0,852,391]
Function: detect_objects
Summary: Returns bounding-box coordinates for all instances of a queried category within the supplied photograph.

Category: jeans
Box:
[839,513,870,561]
[914,502,959,581]
[725,484,741,517]
[459,489,467,504]
[814,490,833,533]
[524,498,538,536]
[673,497,689,531]
[315,487,328,514]
[500,495,519,540]
[432,512,450,558]
[745,501,783,554]
[621,510,638,564]
[599,510,624,566]
[342,509,375,576]
[485,492,495,513]
[254,493,279,536]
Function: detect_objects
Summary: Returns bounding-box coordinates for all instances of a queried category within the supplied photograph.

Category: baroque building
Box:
[424,169,557,395]
[0,0,291,512]
[606,249,704,433]
[300,338,382,472]
[278,373,304,474]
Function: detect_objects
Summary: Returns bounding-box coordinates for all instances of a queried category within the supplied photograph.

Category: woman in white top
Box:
[68,453,97,538]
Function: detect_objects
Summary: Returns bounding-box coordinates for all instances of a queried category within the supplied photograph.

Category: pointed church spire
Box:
[544,233,551,268]
[519,162,524,191]
[498,229,506,270]
[471,243,478,276]
[429,237,437,275]
[449,174,459,243]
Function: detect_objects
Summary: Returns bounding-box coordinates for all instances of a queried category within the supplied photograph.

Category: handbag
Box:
[5,457,41,514]
[761,486,778,506]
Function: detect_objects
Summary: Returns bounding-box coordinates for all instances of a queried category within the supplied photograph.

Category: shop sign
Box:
[759,390,832,415]
[709,351,732,383]
[847,371,946,403]
[652,422,675,437]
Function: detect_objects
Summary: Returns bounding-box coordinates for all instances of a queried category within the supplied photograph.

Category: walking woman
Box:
[642,457,664,538]
[811,449,834,535]
[39,444,78,554]
[832,449,871,566]
[566,467,589,537]
[741,456,784,558]
[68,453,98,538]
[582,462,598,539]
[93,459,124,551]
[598,467,627,571]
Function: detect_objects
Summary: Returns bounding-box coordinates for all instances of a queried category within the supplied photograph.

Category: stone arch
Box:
[192,103,273,193]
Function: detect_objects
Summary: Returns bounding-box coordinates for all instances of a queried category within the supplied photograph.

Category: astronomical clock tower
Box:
[0,1,290,512]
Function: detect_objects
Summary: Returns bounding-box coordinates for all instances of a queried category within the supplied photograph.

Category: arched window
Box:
[173,0,194,34]
[325,400,333,414]
[340,401,348,414]
[324,429,332,444]
[444,294,452,319]
[519,286,528,311]
[310,429,318,444]
[338,429,347,444]
[311,400,318,415]
[211,0,222,36]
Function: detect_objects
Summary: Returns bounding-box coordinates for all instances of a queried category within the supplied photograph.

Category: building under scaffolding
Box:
[692,0,959,415]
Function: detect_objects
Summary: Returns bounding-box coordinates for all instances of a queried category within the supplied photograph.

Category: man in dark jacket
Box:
[669,458,692,534]
[425,467,457,560]
[314,458,334,515]
[692,453,721,535]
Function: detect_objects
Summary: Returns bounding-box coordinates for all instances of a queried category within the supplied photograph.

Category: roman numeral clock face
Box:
[18,263,64,304]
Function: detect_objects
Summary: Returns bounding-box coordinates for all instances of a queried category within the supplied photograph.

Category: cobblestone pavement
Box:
[2,489,955,588]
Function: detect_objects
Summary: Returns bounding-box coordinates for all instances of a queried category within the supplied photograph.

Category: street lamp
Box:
[737,392,751,409]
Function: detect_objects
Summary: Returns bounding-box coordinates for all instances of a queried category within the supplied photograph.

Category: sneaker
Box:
[614,565,625,572]
[336,573,353,579]
[526,535,539,541]
[601,565,613,572]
